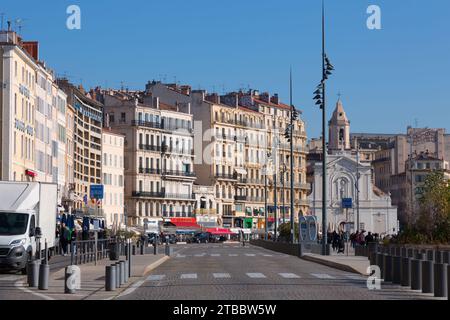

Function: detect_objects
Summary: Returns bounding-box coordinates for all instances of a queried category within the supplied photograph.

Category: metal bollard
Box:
[392,256,402,284]
[411,259,422,290]
[433,263,447,297]
[395,247,401,257]
[115,262,121,288]
[407,248,413,258]
[27,260,40,287]
[140,244,144,255]
[416,252,424,260]
[401,257,411,287]
[401,247,407,258]
[435,251,443,264]
[165,244,171,256]
[369,252,376,266]
[443,251,450,264]
[383,255,393,282]
[421,260,434,294]
[154,243,157,255]
[119,261,125,286]
[105,265,116,291]
[132,245,136,255]
[124,260,129,283]
[38,263,49,290]
[376,253,384,276]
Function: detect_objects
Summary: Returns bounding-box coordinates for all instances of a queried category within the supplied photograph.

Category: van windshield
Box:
[0,213,29,236]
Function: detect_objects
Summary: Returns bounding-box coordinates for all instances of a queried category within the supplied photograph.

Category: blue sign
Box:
[90,184,104,199]
[342,198,353,209]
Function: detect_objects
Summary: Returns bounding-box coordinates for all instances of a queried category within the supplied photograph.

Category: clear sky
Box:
[2,0,449,138]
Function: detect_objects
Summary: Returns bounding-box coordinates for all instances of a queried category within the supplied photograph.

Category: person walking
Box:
[365,232,374,245]
[337,232,345,254]
[60,223,70,256]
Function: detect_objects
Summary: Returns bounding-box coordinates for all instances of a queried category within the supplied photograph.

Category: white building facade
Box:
[309,99,398,236]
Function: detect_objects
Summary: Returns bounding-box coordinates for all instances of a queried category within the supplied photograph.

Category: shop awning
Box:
[205,227,237,235]
[169,218,202,229]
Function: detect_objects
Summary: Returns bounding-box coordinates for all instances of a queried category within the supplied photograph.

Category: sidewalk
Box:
[301,250,370,275]
[14,254,169,300]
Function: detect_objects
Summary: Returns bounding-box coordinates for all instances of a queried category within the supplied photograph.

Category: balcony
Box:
[234,195,248,201]
[164,193,196,200]
[247,196,265,203]
[132,191,165,198]
[161,123,193,133]
[215,173,237,180]
[138,167,161,175]
[194,208,217,215]
[162,170,196,178]
[132,120,161,129]
[162,145,194,155]
[295,199,310,206]
[138,144,162,152]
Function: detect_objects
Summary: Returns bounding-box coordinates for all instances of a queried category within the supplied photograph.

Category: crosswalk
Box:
[144,272,366,282]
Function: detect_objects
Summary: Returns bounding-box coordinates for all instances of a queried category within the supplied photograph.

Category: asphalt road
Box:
[117,243,435,300]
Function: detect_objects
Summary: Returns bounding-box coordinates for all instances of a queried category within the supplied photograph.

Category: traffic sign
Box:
[342,198,352,208]
[90,184,104,199]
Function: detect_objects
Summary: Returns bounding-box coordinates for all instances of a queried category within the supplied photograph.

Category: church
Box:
[307,99,398,236]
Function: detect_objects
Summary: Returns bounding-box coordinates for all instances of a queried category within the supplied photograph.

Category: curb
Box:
[301,254,366,275]
[107,255,171,300]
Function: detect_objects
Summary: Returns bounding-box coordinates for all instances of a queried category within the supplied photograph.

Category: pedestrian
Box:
[60,223,70,256]
[331,231,339,251]
[337,232,345,254]
[365,232,374,245]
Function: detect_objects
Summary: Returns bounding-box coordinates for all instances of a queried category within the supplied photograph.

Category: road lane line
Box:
[210,254,220,257]
[228,254,238,257]
[14,280,54,300]
[212,273,231,279]
[262,254,273,257]
[278,273,301,279]
[311,273,335,279]
[180,273,197,279]
[245,253,256,257]
[246,273,266,278]
[175,254,186,258]
[146,274,166,281]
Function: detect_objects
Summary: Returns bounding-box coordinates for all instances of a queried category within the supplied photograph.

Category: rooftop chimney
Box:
[260,92,270,103]
[206,93,220,104]
[270,93,279,105]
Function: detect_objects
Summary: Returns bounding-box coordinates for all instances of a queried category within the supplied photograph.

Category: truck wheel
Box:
[21,252,32,275]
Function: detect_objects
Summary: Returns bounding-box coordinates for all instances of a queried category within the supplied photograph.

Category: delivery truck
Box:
[0,182,58,273]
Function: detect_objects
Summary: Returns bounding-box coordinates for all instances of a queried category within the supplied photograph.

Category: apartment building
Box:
[101,130,125,229]
[99,90,195,227]
[58,79,103,213]
[0,30,38,182]
[145,82,309,230]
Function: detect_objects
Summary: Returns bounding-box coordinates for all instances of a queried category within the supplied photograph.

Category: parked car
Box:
[147,233,161,245]
[192,232,212,243]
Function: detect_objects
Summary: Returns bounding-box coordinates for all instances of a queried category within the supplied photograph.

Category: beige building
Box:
[101,130,125,229]
[146,82,309,231]
[58,79,103,214]
[99,89,196,227]
[0,30,38,182]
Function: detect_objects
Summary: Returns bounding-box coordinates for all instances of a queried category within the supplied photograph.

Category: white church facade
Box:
[308,99,398,236]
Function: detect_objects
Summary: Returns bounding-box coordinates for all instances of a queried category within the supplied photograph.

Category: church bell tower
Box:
[328,98,351,152]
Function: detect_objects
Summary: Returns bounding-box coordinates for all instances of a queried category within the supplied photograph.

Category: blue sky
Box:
[2,0,449,138]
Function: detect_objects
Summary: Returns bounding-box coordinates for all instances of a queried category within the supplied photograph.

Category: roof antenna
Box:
[0,13,5,31]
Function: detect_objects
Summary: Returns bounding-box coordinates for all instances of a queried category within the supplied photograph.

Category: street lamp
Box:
[312,0,335,255]
[264,152,272,241]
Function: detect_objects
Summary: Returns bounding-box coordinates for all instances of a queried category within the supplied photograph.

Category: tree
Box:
[278,222,299,242]
[416,171,450,243]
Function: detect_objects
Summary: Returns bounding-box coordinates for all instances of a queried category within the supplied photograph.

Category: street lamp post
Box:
[289,70,295,244]
[312,0,335,255]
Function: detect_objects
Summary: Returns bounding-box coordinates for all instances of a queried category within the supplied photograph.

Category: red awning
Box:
[169,218,201,229]
[205,227,237,235]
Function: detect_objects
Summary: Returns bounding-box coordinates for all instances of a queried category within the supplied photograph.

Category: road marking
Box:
[228,254,238,257]
[146,274,166,281]
[0,275,23,281]
[245,253,256,257]
[180,273,197,279]
[14,280,54,300]
[344,275,365,280]
[278,273,300,279]
[262,254,273,257]
[194,253,206,257]
[116,279,145,298]
[311,273,335,279]
[175,254,186,258]
[210,253,220,257]
[213,273,231,279]
[246,273,266,278]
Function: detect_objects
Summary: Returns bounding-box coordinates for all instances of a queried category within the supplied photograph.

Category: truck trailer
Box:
[0,182,58,273]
